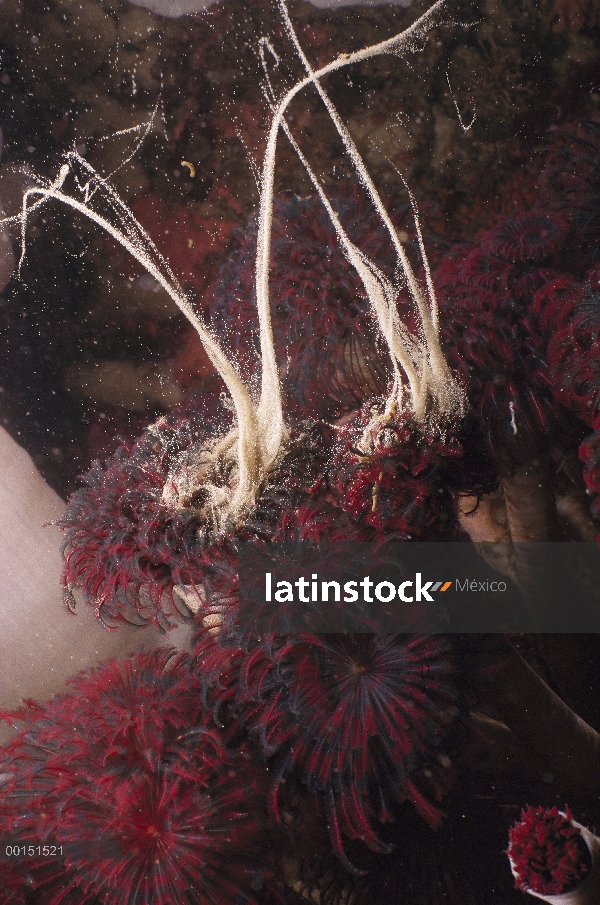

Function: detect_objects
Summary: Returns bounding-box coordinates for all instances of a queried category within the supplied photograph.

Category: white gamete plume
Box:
[4,150,266,528]
[2,0,461,531]
[258,0,464,426]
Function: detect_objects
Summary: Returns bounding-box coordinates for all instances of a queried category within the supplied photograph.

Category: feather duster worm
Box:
[328,404,463,540]
[197,632,457,873]
[507,806,600,904]
[59,393,240,629]
[60,400,331,629]
[0,649,268,905]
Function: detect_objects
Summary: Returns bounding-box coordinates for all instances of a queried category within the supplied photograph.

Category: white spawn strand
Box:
[2,0,462,532]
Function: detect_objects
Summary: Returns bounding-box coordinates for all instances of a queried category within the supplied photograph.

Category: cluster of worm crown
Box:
[2,1,600,903]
